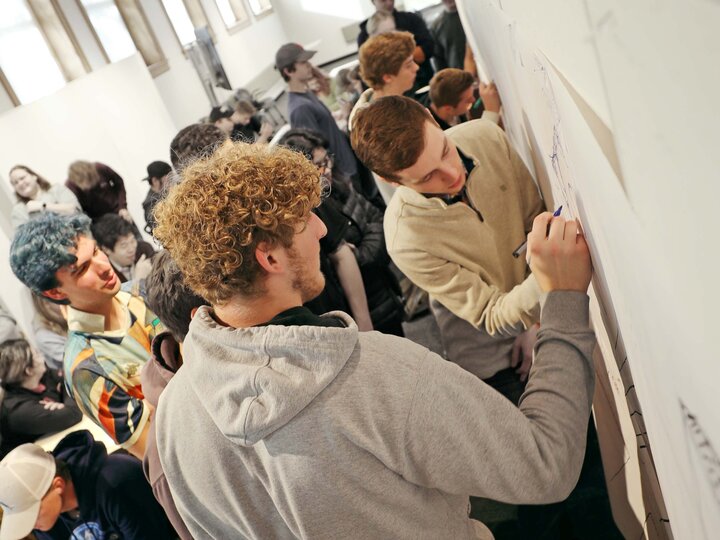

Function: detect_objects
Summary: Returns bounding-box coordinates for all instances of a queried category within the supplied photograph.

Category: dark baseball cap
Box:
[275,43,316,72]
[209,106,233,123]
[144,160,172,182]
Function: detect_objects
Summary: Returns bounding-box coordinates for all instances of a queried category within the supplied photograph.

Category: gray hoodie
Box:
[156,292,595,539]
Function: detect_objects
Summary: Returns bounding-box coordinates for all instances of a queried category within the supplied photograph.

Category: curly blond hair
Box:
[153,141,321,305]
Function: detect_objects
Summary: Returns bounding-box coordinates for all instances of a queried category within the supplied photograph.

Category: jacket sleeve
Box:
[6,395,82,437]
[389,242,541,334]
[357,20,369,47]
[430,23,447,71]
[403,12,434,60]
[400,292,595,503]
[350,192,389,268]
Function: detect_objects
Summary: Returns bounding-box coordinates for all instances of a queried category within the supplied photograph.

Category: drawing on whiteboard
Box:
[680,399,720,538]
[531,55,576,212]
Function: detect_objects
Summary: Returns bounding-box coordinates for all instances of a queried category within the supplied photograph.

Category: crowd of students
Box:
[0,1,620,538]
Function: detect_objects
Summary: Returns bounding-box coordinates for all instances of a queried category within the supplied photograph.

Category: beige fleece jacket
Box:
[384,119,545,335]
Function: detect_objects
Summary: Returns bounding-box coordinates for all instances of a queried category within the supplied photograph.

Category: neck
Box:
[73,296,124,332]
[108,255,130,271]
[430,103,454,123]
[20,376,44,391]
[374,83,406,99]
[213,290,303,329]
[288,79,308,93]
[61,481,79,513]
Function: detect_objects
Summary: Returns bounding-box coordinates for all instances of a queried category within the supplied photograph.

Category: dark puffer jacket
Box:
[330,176,405,336]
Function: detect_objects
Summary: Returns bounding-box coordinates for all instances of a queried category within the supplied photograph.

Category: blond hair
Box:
[154,142,321,305]
[67,161,100,190]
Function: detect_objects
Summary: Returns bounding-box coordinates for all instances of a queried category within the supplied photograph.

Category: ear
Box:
[51,476,65,495]
[381,73,394,86]
[42,289,68,302]
[190,307,199,319]
[254,241,284,275]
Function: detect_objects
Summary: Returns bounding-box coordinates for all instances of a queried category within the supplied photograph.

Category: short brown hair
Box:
[234,99,256,116]
[429,68,475,108]
[154,142,321,305]
[169,124,228,171]
[359,31,415,89]
[351,96,432,181]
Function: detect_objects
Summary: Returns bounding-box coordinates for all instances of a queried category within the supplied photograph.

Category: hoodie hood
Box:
[52,430,107,517]
[141,331,182,408]
[181,307,359,447]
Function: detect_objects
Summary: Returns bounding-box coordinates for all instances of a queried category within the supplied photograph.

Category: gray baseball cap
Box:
[0,444,56,540]
[275,43,316,72]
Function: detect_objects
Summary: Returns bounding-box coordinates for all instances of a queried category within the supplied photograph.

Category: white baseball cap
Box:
[0,444,56,540]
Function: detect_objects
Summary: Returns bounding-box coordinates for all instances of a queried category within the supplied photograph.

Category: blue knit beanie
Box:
[9,213,92,295]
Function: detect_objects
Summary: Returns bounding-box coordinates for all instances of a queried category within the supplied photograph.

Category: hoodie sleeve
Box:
[399,292,596,504]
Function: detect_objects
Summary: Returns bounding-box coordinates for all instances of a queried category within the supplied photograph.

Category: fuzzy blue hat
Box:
[9,213,92,295]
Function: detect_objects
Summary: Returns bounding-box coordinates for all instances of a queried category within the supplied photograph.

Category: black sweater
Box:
[0,369,82,458]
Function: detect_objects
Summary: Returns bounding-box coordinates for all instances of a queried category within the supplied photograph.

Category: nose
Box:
[438,163,459,185]
[93,250,114,276]
[313,212,328,240]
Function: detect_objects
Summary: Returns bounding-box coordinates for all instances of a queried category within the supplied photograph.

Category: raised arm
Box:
[401,215,595,502]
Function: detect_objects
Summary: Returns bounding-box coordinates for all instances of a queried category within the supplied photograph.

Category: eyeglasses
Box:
[313,153,334,172]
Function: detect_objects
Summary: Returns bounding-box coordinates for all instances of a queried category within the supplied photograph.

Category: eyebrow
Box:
[420,137,449,182]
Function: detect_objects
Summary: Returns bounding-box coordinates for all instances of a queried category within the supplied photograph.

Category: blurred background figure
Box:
[0,339,81,458]
[9,165,80,229]
[31,296,67,371]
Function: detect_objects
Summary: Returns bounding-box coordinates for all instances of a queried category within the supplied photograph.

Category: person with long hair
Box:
[8,165,80,229]
[31,295,68,371]
[0,339,81,458]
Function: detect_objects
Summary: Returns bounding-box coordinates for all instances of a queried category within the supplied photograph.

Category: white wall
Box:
[0,85,14,116]
[271,0,374,65]
[0,55,178,328]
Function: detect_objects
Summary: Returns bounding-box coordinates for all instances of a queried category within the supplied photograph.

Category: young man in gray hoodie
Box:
[152,141,596,539]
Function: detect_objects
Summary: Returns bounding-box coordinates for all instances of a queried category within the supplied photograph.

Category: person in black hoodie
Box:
[15,430,175,540]
[0,339,81,458]
[279,129,405,335]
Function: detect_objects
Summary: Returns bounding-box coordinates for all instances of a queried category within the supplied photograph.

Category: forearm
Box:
[402,292,595,503]
[45,202,78,215]
[331,244,373,330]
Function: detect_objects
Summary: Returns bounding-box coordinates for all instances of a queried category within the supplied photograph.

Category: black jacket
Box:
[330,178,404,336]
[0,369,81,458]
[35,430,175,540]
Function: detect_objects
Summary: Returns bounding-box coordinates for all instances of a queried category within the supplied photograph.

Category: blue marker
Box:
[512,205,563,258]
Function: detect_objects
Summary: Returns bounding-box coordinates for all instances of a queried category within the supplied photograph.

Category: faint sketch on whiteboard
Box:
[531,54,576,214]
[680,400,720,538]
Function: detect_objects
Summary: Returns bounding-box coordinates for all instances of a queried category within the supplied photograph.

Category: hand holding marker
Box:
[512,205,563,259]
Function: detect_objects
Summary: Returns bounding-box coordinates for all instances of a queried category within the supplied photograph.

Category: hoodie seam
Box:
[242,352,272,446]
[399,351,428,480]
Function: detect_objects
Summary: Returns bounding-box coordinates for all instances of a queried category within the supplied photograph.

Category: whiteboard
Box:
[458,1,720,538]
